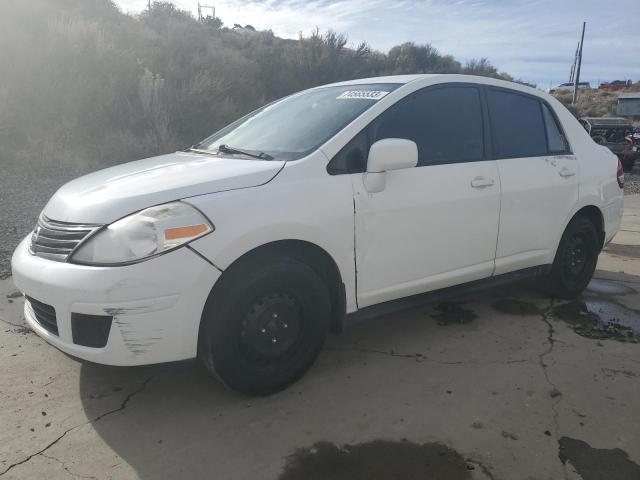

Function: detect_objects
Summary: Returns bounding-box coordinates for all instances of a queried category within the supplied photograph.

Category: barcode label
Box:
[337,90,389,100]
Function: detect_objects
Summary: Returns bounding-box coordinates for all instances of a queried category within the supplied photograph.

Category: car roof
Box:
[318,74,544,97]
[322,74,439,86]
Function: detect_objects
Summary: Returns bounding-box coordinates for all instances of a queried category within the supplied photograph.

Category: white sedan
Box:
[12,74,623,395]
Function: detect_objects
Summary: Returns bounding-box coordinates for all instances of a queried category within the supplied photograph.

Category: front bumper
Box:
[11,237,221,366]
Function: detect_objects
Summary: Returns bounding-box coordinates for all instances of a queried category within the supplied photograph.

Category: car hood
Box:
[43,152,285,224]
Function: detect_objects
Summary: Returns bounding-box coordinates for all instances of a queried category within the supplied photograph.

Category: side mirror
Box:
[364,139,418,193]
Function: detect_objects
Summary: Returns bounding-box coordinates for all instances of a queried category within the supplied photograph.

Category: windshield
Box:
[194,83,400,160]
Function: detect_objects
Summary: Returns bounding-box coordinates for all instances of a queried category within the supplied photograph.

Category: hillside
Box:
[0,0,515,171]
[553,84,640,118]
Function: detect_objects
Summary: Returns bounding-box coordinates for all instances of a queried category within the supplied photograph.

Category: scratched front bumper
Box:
[11,237,221,366]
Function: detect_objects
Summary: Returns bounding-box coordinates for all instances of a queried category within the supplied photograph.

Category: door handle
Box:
[559,167,576,177]
[470,176,495,188]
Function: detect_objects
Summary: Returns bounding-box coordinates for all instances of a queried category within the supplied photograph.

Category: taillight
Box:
[617,158,624,188]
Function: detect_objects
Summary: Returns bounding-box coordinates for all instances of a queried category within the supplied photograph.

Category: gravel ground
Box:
[624,172,640,195]
[2,161,640,280]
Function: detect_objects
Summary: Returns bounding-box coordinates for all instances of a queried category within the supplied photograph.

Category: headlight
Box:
[70,202,213,265]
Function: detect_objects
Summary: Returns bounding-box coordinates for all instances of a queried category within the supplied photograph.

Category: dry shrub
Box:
[0,0,513,170]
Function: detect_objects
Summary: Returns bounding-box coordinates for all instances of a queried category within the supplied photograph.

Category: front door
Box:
[353,85,501,308]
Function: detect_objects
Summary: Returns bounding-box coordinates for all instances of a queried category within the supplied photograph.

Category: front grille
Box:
[30,215,101,262]
[25,296,58,335]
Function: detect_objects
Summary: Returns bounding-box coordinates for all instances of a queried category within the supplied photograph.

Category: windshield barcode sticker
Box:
[337,90,389,100]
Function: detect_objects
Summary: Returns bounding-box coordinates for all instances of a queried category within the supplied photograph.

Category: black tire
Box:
[198,256,331,396]
[547,215,600,299]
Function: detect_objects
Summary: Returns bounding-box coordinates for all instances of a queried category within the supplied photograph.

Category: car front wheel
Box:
[198,256,331,396]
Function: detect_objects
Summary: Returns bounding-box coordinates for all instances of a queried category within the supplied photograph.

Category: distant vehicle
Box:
[12,75,624,395]
[550,82,591,94]
[579,117,636,170]
[599,80,632,91]
[622,133,640,171]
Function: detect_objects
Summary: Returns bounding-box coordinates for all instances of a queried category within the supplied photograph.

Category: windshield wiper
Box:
[218,144,273,160]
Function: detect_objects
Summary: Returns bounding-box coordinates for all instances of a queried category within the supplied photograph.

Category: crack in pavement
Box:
[0,376,154,477]
[538,298,571,480]
[0,315,28,330]
[42,374,61,388]
[324,346,534,366]
[40,453,98,480]
[324,347,421,359]
[539,299,561,435]
[91,375,154,424]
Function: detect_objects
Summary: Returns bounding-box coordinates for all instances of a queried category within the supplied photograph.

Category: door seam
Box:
[352,193,360,310]
[491,160,503,277]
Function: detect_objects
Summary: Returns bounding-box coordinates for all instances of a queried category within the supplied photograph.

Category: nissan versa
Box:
[12,74,624,395]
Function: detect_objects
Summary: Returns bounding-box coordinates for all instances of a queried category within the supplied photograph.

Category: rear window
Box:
[487,89,547,158]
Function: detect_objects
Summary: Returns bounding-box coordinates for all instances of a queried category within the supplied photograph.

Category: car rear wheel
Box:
[198,256,331,396]
[547,215,600,299]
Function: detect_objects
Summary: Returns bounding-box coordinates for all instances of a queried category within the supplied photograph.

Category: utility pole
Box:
[572,22,586,105]
[198,3,215,21]
[148,0,151,12]
[569,42,579,83]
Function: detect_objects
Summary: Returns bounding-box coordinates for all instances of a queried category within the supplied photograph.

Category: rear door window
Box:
[487,89,547,158]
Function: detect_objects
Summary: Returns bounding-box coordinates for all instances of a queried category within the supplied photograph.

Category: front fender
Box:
[185,163,357,313]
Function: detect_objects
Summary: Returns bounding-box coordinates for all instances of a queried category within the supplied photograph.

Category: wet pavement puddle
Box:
[485,279,640,342]
[559,437,640,480]
[431,303,477,326]
[551,298,640,342]
[586,279,636,296]
[279,440,488,480]
[550,279,640,342]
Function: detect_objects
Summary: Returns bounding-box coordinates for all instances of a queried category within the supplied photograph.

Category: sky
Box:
[114,0,640,88]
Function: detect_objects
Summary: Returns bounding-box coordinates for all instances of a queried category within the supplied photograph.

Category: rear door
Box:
[486,88,578,275]
[352,85,501,308]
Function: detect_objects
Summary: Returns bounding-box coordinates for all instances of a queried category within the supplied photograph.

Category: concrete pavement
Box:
[1,198,640,480]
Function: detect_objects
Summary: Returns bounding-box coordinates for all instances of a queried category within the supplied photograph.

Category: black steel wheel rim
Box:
[563,233,589,280]
[238,293,303,363]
